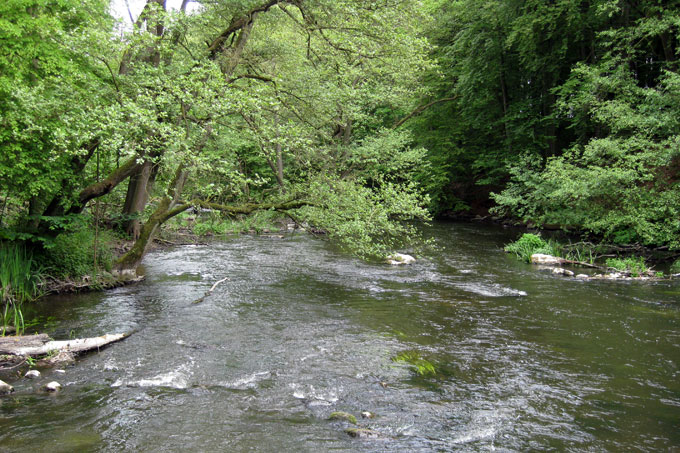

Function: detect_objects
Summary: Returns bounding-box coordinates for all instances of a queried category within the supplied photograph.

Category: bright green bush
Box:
[44,228,114,279]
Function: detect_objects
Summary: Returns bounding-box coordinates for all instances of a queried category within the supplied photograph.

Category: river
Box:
[1,222,678,451]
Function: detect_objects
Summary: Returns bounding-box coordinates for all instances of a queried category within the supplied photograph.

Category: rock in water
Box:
[361,411,375,419]
[24,370,41,379]
[551,267,574,276]
[44,381,61,392]
[386,253,415,265]
[329,411,357,424]
[345,428,381,439]
[0,380,14,395]
[530,254,564,265]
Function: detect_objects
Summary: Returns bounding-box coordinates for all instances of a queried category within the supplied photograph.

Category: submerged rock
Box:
[386,253,415,265]
[329,411,357,425]
[43,381,61,392]
[530,254,564,265]
[0,379,14,395]
[345,428,381,439]
[24,370,41,379]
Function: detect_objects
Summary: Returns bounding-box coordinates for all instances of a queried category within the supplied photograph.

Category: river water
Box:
[1,222,679,451]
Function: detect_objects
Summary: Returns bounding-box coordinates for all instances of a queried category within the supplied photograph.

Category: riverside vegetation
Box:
[1,0,679,332]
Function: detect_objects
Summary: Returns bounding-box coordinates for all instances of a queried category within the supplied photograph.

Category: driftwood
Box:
[0,333,129,357]
[43,275,145,295]
[192,276,229,304]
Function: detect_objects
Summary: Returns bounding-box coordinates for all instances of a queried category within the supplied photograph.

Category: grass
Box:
[0,243,42,335]
[606,256,649,277]
[504,233,561,263]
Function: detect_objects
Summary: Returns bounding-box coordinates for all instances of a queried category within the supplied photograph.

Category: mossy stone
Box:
[329,411,357,424]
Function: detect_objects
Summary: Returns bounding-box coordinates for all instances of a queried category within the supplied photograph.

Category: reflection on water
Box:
[1,222,678,451]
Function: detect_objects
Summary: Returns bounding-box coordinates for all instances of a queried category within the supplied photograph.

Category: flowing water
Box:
[1,222,679,452]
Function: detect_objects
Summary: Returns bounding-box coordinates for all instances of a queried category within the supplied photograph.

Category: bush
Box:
[671,259,680,275]
[44,228,114,279]
[504,233,560,263]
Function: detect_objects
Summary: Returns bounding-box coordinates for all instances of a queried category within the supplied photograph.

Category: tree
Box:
[1,0,435,278]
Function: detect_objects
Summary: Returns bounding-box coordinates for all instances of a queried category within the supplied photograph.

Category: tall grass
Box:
[0,243,42,335]
[504,233,561,263]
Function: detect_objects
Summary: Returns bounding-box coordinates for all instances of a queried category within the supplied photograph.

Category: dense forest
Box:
[1,0,679,328]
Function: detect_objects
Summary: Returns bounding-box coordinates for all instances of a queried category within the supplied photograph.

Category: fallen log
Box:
[0,333,129,357]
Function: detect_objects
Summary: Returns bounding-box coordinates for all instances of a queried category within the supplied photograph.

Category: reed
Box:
[0,243,42,335]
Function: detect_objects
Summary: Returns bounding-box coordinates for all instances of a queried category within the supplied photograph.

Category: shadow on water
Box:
[1,221,678,451]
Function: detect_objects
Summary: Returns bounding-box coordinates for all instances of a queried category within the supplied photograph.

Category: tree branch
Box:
[392,96,459,129]
[207,0,287,59]
[69,155,142,214]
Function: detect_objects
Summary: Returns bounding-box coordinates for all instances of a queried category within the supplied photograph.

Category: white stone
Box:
[576,274,589,279]
[386,253,416,265]
[0,379,13,395]
[530,254,564,265]
[54,369,66,374]
[551,267,574,276]
[361,411,374,419]
[44,381,61,392]
[24,370,41,379]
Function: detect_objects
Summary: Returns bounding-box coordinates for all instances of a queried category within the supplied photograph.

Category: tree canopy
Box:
[1,0,678,285]
[1,0,435,275]
[412,0,679,249]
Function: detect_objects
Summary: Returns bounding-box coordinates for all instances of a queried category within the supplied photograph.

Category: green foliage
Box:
[504,233,560,263]
[605,256,649,277]
[671,259,680,275]
[392,350,437,377]
[0,243,42,334]
[296,177,431,259]
[44,228,114,279]
[413,0,680,253]
[192,210,282,236]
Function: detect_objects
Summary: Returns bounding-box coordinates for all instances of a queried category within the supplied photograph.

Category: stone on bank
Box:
[386,253,416,265]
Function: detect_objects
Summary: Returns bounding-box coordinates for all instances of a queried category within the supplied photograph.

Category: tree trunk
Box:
[113,165,189,278]
[122,160,158,239]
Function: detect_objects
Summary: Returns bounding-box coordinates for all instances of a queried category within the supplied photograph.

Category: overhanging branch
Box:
[392,96,459,129]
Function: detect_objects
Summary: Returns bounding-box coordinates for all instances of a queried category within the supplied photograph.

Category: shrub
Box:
[671,259,680,275]
[44,228,114,279]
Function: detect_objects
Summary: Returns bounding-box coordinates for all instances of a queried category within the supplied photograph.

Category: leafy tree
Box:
[1,0,436,278]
